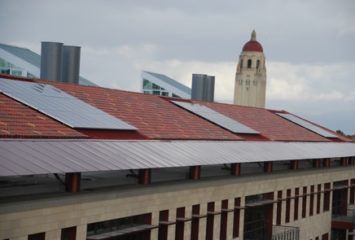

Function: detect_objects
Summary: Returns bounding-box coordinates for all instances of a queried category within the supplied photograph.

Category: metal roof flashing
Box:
[1,139,354,176]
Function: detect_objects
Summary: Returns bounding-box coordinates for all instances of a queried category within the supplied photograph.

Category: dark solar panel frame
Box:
[0,78,137,130]
[277,113,337,138]
[172,101,259,134]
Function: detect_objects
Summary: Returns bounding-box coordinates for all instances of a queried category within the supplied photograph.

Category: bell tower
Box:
[233,30,266,108]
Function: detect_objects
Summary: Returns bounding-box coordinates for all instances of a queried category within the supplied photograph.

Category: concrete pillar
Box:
[281,190,287,224]
[272,196,277,225]
[226,199,234,239]
[213,201,221,240]
[239,197,245,240]
[76,225,87,240]
[45,229,61,240]
[184,206,192,240]
[151,211,159,240]
[289,189,294,222]
[275,190,283,225]
[167,208,176,240]
[320,184,325,212]
[305,186,310,219]
[198,204,207,240]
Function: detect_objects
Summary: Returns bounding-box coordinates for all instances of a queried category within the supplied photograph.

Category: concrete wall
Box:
[1,167,354,240]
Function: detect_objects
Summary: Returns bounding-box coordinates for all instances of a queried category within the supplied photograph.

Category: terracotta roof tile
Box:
[0,75,346,142]
[46,82,241,140]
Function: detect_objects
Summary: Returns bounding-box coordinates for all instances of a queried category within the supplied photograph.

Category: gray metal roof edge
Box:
[1,139,355,176]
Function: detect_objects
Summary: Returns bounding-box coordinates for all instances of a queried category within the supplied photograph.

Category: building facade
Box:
[0,74,355,240]
[234,30,267,108]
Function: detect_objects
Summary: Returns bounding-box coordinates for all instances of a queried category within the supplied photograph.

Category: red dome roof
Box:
[242,30,263,52]
[242,40,263,52]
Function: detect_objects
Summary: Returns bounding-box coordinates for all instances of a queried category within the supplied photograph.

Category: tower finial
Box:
[251,30,256,41]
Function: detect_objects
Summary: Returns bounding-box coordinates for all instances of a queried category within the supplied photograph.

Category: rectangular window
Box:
[276,191,282,225]
[191,205,200,240]
[87,213,151,240]
[324,183,331,212]
[61,227,76,240]
[233,198,241,238]
[28,233,45,240]
[302,186,307,218]
[294,188,299,221]
[317,184,321,214]
[322,233,329,240]
[158,210,169,240]
[285,189,291,223]
[220,200,228,240]
[206,202,215,240]
[175,207,185,240]
[310,185,314,216]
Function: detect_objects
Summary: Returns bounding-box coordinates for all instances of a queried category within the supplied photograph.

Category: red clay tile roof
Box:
[0,93,86,138]
[46,81,241,140]
[0,74,347,142]
[199,101,329,142]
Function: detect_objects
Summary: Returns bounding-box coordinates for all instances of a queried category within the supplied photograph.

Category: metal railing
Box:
[272,225,299,240]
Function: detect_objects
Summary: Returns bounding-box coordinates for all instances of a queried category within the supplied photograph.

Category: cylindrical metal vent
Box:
[191,74,215,102]
[40,42,63,81]
[61,46,81,84]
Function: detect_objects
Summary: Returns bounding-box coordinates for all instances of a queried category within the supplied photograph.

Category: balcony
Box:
[272,225,299,240]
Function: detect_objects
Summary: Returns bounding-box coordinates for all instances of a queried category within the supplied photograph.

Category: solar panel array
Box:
[277,113,337,138]
[172,101,259,134]
[0,78,137,130]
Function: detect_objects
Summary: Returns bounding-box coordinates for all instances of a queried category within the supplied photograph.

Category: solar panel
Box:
[277,113,337,138]
[0,78,137,130]
[172,101,259,134]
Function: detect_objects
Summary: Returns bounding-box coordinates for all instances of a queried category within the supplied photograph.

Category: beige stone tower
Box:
[233,30,266,108]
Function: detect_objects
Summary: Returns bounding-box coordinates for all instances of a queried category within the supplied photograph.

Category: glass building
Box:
[142,71,191,98]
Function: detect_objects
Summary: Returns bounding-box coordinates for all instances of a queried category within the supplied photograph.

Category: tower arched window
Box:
[256,60,260,69]
[240,59,243,68]
[247,59,252,68]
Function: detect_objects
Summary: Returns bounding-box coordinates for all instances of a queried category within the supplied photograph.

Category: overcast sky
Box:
[1,0,354,134]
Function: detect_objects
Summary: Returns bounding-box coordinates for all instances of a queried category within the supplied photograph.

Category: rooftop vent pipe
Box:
[191,74,215,102]
[40,42,81,84]
[61,46,81,84]
[40,42,63,81]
